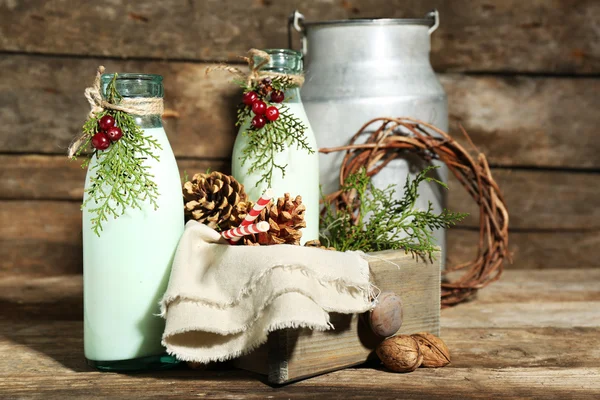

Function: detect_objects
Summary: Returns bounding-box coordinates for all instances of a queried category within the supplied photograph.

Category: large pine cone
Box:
[243,193,306,245]
[183,172,247,230]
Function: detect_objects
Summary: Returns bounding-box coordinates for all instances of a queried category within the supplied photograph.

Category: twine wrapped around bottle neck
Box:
[85,66,164,118]
[68,66,164,158]
[206,49,305,87]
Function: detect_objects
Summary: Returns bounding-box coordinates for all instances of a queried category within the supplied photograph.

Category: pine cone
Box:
[183,172,247,230]
[243,193,306,245]
[304,240,336,251]
[258,78,273,97]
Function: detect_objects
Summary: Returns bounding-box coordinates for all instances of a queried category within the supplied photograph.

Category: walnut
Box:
[376,335,423,372]
[411,332,451,368]
[369,292,403,338]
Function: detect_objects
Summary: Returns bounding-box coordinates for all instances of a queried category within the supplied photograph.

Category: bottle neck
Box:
[260,70,303,104]
[101,73,164,129]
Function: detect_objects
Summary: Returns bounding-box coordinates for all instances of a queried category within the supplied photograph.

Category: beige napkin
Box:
[160,220,373,363]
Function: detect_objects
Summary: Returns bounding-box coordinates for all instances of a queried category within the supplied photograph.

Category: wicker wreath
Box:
[320,117,510,307]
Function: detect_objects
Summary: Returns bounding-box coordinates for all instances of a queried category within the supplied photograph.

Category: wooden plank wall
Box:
[1,0,599,276]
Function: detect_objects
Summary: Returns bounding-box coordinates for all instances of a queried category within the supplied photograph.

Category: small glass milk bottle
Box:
[83,73,183,371]
[232,49,319,244]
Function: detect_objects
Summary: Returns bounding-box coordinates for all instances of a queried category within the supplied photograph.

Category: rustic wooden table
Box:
[1,269,599,399]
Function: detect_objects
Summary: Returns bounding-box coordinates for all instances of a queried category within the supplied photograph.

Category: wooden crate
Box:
[234,249,441,384]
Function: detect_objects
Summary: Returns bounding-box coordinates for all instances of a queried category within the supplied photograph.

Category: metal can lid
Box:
[304,17,433,28]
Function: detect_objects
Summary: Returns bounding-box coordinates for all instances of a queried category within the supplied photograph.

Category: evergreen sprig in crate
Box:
[234,249,440,384]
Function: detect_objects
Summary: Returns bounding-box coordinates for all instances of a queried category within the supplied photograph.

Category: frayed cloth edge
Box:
[162,318,333,364]
[161,287,371,335]
[159,260,371,316]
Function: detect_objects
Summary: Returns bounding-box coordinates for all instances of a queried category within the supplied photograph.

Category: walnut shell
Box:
[412,332,451,368]
[369,292,403,338]
[376,335,423,372]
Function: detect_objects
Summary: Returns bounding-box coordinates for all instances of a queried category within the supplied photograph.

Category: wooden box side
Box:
[234,249,441,384]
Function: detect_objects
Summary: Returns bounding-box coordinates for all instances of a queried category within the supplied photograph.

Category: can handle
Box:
[288,10,307,54]
[427,9,440,35]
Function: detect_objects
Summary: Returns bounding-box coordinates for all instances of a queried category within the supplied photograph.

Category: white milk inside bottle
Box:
[83,74,183,371]
[232,49,319,244]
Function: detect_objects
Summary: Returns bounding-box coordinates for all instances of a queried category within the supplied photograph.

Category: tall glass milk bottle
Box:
[232,49,319,244]
[83,73,183,371]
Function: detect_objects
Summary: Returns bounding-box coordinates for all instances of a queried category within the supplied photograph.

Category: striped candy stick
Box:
[230,188,274,242]
[221,221,270,240]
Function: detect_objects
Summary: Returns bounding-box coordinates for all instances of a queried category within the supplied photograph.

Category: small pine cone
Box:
[243,193,306,246]
[183,172,247,230]
[258,83,273,97]
[304,240,336,251]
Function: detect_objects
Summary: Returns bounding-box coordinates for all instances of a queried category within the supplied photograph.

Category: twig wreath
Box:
[320,117,510,307]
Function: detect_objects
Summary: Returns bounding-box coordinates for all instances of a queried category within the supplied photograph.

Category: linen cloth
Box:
[160,220,373,363]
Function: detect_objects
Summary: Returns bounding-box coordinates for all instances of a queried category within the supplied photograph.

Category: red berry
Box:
[106,126,123,142]
[242,91,259,106]
[251,115,267,129]
[270,90,284,103]
[251,100,267,115]
[99,115,115,131]
[265,106,280,121]
[91,132,111,150]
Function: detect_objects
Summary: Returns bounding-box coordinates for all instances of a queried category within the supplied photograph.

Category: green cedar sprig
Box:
[72,74,162,236]
[319,166,468,260]
[235,75,314,187]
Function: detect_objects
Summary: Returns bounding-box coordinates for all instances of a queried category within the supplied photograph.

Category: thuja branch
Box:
[239,103,313,187]
[234,74,314,187]
[73,73,162,236]
[320,166,467,259]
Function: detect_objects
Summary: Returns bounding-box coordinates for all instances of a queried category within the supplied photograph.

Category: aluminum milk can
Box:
[290,10,449,265]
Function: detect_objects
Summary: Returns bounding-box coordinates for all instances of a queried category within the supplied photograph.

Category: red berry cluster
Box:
[242,79,285,129]
[91,115,123,150]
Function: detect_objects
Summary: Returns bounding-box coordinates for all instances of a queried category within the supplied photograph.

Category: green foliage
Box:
[73,74,162,236]
[269,75,298,91]
[235,76,314,187]
[238,103,313,188]
[320,166,467,259]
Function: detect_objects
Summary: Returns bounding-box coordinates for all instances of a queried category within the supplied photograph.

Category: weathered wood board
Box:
[2,56,599,168]
[448,229,600,271]
[1,269,599,398]
[0,55,600,168]
[3,154,599,275]
[3,154,599,231]
[1,0,598,74]
[2,199,598,275]
[2,269,598,321]
[234,250,440,384]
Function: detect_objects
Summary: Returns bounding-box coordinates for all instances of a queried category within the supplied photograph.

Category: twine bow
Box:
[206,48,305,87]
[68,66,164,158]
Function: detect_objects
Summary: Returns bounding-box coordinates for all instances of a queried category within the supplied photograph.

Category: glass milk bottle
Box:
[83,73,183,371]
[232,49,319,244]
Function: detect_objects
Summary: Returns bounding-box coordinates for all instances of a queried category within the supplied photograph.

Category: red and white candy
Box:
[221,221,270,240]
[230,188,273,242]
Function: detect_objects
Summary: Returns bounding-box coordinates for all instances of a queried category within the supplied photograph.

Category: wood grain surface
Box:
[236,250,441,383]
[1,0,598,396]
[2,151,598,274]
[1,56,599,168]
[1,269,599,399]
[3,270,598,321]
[4,155,598,229]
[0,154,600,231]
[2,200,597,275]
[1,0,598,74]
